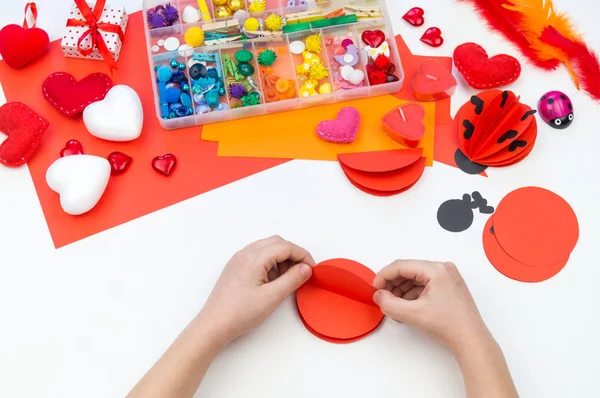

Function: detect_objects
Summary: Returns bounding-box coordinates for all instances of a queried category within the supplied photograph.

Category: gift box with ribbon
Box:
[61,0,128,71]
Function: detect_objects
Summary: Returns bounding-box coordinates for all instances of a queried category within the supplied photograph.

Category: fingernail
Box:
[373,290,382,304]
[300,263,312,279]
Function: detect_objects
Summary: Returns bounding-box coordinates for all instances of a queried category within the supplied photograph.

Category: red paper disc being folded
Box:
[296,259,384,344]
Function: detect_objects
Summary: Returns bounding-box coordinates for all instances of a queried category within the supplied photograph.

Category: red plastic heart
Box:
[453,43,522,89]
[0,102,49,167]
[413,59,458,101]
[403,7,425,27]
[361,30,385,48]
[42,72,113,117]
[60,140,84,157]
[108,151,132,175]
[0,24,49,68]
[152,154,177,176]
[420,27,444,48]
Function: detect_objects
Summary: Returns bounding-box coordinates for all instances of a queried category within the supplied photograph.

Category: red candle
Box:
[382,103,425,148]
[412,59,457,102]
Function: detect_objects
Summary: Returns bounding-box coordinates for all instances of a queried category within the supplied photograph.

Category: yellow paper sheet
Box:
[202,95,436,166]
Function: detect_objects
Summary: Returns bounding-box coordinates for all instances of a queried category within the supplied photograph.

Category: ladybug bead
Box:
[538,90,574,130]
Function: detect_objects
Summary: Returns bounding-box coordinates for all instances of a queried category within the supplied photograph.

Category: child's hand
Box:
[197,236,315,346]
[373,260,489,355]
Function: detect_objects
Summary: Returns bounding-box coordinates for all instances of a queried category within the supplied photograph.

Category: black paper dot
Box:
[454,149,488,175]
[437,199,475,233]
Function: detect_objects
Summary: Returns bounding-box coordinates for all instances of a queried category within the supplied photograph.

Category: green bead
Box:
[193,85,202,94]
[258,49,277,66]
[237,62,255,77]
[241,91,261,107]
[234,49,253,63]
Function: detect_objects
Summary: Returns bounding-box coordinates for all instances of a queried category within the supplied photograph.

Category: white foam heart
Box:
[181,5,200,23]
[83,85,143,142]
[364,41,390,60]
[46,155,111,216]
[340,65,365,86]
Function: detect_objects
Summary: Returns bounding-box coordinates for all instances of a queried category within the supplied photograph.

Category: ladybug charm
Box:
[538,91,574,130]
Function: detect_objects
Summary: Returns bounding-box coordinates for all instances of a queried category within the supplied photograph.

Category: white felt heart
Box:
[83,85,143,142]
[364,41,391,60]
[340,65,365,86]
[46,155,111,216]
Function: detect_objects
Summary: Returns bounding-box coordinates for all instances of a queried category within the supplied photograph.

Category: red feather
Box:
[458,0,559,70]
[540,26,600,101]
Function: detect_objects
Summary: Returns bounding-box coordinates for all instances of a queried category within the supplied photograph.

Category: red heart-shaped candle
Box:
[152,154,177,176]
[0,102,49,167]
[0,24,49,68]
[453,43,522,89]
[403,7,425,27]
[108,152,133,175]
[382,103,426,148]
[60,140,84,157]
[420,27,444,48]
[361,30,385,48]
[413,59,458,102]
[42,72,113,116]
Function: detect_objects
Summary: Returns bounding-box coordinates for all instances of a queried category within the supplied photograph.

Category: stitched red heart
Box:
[0,24,49,68]
[108,152,133,175]
[382,103,426,148]
[361,30,385,48]
[453,43,522,89]
[152,154,177,176]
[0,102,49,167]
[42,72,113,117]
[403,7,425,27]
[60,140,84,157]
[420,27,444,48]
[413,59,458,101]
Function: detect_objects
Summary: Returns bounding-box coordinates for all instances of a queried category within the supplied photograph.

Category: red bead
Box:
[402,7,425,27]
[152,154,177,176]
[108,152,132,175]
[60,140,83,157]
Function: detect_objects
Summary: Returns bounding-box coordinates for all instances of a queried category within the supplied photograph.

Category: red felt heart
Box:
[403,7,425,27]
[0,24,49,68]
[60,140,84,157]
[420,27,444,48]
[453,43,522,89]
[0,102,49,167]
[361,30,385,48]
[152,154,177,176]
[382,103,426,148]
[42,72,113,117]
[108,152,133,175]
[413,59,458,102]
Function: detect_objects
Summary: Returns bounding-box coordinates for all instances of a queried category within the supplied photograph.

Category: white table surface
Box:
[1,0,599,397]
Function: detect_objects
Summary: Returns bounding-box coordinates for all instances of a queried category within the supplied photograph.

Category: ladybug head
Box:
[549,112,574,130]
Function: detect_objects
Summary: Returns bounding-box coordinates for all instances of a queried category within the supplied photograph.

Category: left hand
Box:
[197,236,315,345]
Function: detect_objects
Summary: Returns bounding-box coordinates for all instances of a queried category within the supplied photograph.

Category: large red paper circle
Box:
[493,187,579,267]
[296,259,384,343]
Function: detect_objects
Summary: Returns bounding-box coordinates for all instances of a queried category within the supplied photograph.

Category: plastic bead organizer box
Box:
[143,0,403,129]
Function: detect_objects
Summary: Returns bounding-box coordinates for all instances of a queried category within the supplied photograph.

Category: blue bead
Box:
[180,92,192,107]
[169,111,177,118]
[157,66,173,82]
[193,93,204,104]
[216,102,229,111]
[169,103,183,111]
[175,106,192,117]
[178,62,186,70]
[181,83,190,92]
[218,87,226,96]
[154,65,161,72]
[165,87,181,103]
[170,59,179,68]
[195,104,212,114]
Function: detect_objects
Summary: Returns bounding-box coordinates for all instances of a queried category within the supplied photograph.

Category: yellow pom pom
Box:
[319,83,332,95]
[244,17,260,31]
[264,13,284,32]
[300,80,319,97]
[184,26,205,47]
[309,62,329,81]
[248,0,266,12]
[305,33,322,54]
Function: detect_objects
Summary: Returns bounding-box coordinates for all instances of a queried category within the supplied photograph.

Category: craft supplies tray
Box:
[143,0,403,129]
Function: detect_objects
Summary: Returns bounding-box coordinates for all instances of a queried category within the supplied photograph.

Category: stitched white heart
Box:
[340,65,365,86]
[46,155,111,215]
[83,85,143,142]
[364,41,390,61]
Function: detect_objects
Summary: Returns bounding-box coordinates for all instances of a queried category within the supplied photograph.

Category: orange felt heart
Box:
[382,103,426,147]
[413,59,457,102]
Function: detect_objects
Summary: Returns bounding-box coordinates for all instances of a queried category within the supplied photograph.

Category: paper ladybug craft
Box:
[454,90,538,174]
[0,3,49,68]
[538,91,574,130]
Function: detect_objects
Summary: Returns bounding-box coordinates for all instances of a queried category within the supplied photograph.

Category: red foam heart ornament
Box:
[60,140,84,157]
[108,152,132,175]
[403,7,425,27]
[420,27,444,48]
[42,72,113,117]
[382,103,426,148]
[453,43,522,89]
[0,3,49,68]
[0,102,49,167]
[361,30,385,48]
[152,154,177,176]
[413,59,458,102]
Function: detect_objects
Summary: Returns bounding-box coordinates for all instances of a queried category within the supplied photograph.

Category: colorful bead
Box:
[237,62,255,76]
[157,66,173,82]
[170,59,179,68]
[235,49,254,63]
[258,49,277,66]
[181,83,190,92]
[178,62,187,70]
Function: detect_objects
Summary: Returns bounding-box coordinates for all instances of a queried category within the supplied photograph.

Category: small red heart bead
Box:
[108,152,132,175]
[60,140,84,157]
[361,30,386,48]
[403,7,425,27]
[421,27,444,48]
[152,154,177,176]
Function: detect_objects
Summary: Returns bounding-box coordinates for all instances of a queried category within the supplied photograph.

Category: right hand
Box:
[373,260,491,354]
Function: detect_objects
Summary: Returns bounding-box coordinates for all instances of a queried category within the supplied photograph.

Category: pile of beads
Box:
[360,30,399,85]
[156,59,193,119]
[189,53,229,114]
[213,0,246,18]
[147,3,179,29]
[224,49,262,108]
[292,33,331,97]
[258,47,296,103]
[327,36,366,90]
